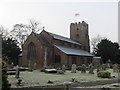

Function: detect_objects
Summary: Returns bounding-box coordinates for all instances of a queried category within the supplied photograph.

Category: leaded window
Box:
[27,42,36,60]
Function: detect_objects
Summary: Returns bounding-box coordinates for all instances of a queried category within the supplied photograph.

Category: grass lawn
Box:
[8,69,119,88]
[75,83,120,88]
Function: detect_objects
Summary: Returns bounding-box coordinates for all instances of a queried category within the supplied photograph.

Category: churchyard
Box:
[7,63,120,88]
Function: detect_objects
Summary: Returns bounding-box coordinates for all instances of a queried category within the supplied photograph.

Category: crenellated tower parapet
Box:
[70,21,90,52]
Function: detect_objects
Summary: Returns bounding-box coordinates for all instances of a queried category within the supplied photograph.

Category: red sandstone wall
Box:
[70,22,90,52]
[41,30,53,44]
[21,33,43,68]
[21,30,92,68]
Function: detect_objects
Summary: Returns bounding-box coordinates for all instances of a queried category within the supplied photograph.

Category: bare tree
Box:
[29,19,42,33]
[10,24,29,49]
[10,19,43,49]
[91,34,105,54]
[0,26,9,38]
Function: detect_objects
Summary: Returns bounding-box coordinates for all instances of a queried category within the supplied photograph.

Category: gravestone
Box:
[62,65,66,72]
[57,70,64,74]
[28,61,31,70]
[102,64,106,70]
[11,62,14,68]
[96,65,101,72]
[15,65,20,79]
[71,64,76,73]
[88,64,94,74]
[113,64,118,72]
[77,66,81,71]
[96,66,99,72]
[81,64,86,73]
[33,63,37,70]
[28,60,33,71]
[106,63,110,69]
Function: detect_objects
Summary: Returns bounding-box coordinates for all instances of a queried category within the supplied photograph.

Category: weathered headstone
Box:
[102,64,106,70]
[11,62,14,68]
[62,65,66,72]
[88,64,94,74]
[57,70,64,74]
[28,60,33,71]
[28,61,31,70]
[77,66,81,71]
[33,63,37,70]
[106,63,110,69]
[113,64,118,72]
[81,64,86,73]
[71,64,76,73]
[96,65,101,72]
[15,65,20,79]
[96,67,99,72]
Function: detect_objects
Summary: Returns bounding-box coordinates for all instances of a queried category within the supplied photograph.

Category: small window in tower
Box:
[76,34,79,38]
[77,28,79,31]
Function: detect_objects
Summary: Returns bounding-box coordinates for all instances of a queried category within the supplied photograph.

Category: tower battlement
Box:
[71,21,88,26]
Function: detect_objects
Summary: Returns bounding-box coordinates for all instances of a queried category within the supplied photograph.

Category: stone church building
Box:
[19,21,94,68]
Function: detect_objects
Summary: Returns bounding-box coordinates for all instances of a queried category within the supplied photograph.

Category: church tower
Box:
[70,21,90,52]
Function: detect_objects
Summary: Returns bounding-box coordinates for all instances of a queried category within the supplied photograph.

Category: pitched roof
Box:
[54,45,94,57]
[45,31,81,46]
[34,33,51,47]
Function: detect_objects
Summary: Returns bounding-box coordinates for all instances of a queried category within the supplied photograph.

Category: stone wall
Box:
[53,45,92,67]
[21,23,92,68]
[70,21,90,52]
[21,33,43,68]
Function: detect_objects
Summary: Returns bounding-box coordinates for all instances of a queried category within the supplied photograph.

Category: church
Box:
[19,21,94,68]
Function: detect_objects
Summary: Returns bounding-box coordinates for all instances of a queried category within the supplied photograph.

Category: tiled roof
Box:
[54,45,94,57]
[46,31,81,45]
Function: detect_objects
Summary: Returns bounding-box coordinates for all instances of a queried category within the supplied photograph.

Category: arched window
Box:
[27,42,36,60]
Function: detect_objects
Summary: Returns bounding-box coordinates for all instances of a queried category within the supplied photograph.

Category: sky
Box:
[0,0,119,45]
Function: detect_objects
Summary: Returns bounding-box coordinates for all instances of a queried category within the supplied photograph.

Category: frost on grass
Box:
[8,69,119,88]
[75,83,120,88]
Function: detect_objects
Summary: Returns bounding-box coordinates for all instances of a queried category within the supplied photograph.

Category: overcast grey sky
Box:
[0,0,119,43]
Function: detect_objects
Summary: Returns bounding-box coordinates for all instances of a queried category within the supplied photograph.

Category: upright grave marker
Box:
[71,64,76,73]
[15,65,20,79]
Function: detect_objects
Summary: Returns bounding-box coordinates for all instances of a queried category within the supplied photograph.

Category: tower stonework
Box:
[70,21,90,52]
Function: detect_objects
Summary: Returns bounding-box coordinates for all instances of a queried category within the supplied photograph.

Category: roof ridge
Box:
[46,31,69,39]
[45,30,81,45]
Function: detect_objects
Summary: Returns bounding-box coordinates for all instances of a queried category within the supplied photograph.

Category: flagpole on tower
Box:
[74,13,80,22]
